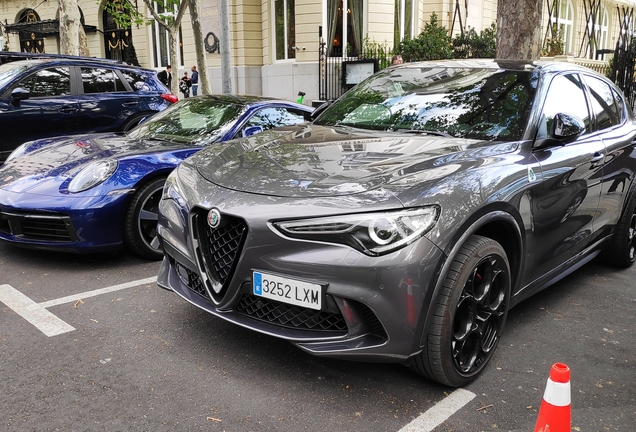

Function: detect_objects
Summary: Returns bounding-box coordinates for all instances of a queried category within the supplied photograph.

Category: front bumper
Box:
[157,184,447,362]
[0,188,130,253]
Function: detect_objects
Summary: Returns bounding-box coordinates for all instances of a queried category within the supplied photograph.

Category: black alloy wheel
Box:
[124,177,166,260]
[605,191,636,268]
[413,235,511,387]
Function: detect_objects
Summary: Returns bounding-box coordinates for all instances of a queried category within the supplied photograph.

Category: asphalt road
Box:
[1,243,634,431]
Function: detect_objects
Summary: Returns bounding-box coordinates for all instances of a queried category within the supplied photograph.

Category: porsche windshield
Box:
[128,97,244,144]
[315,66,537,141]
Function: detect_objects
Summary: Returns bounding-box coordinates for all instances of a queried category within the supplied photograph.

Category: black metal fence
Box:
[319,41,394,101]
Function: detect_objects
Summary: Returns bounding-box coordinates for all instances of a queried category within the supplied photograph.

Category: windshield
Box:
[315,66,537,141]
[0,62,30,89]
[127,97,245,144]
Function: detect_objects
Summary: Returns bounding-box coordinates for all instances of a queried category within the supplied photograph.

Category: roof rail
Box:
[0,51,127,65]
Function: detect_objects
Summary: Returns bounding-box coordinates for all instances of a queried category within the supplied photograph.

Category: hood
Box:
[193,124,519,198]
[0,133,187,192]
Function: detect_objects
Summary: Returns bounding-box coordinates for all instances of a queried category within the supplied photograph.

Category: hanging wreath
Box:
[204,32,220,54]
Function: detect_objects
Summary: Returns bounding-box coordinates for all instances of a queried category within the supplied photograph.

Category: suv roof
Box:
[0,51,127,66]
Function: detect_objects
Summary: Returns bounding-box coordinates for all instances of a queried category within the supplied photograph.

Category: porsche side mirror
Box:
[242,125,263,137]
[11,87,30,106]
[310,100,333,121]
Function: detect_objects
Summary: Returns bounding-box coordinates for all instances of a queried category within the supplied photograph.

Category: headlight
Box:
[273,207,440,256]
[6,142,33,162]
[68,160,118,193]
[161,169,186,206]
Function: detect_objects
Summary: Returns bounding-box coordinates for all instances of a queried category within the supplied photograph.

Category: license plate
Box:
[253,271,322,310]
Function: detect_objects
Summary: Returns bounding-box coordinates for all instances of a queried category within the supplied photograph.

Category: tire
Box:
[124,177,166,260]
[604,191,636,268]
[412,235,511,387]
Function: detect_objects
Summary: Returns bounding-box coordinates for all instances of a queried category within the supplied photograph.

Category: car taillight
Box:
[161,93,178,104]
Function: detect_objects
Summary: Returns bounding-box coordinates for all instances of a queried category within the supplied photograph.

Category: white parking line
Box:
[397,388,476,432]
[0,276,157,337]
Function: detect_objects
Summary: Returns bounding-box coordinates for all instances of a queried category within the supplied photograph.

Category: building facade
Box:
[0,0,634,104]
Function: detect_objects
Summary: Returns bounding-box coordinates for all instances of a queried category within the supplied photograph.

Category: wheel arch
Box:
[119,168,174,216]
[122,110,158,131]
[417,205,524,350]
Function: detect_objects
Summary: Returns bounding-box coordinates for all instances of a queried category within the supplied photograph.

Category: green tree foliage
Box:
[452,24,497,59]
[103,0,146,29]
[541,24,565,57]
[394,12,453,61]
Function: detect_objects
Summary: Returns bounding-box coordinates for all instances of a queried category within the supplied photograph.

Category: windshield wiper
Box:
[395,129,452,137]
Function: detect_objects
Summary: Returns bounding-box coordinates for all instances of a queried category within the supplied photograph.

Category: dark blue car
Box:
[0,95,313,259]
[0,58,177,161]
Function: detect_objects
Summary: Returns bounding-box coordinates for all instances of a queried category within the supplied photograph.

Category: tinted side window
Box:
[20,67,71,97]
[612,88,626,119]
[539,74,590,138]
[244,107,307,130]
[120,70,151,91]
[81,67,126,93]
[583,75,621,130]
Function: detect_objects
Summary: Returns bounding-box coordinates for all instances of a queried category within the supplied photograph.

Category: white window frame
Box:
[321,0,368,59]
[273,0,295,61]
[147,4,183,68]
[549,0,574,54]
[594,5,609,54]
[395,0,414,41]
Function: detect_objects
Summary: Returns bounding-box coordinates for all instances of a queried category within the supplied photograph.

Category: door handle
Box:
[590,152,604,163]
[58,106,78,114]
[122,101,139,107]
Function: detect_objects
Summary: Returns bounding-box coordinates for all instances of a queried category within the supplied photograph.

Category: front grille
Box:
[356,302,388,340]
[0,217,9,234]
[194,210,247,300]
[180,264,210,301]
[235,293,348,334]
[0,210,75,242]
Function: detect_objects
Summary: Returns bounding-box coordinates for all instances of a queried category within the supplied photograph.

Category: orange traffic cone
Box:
[534,363,571,432]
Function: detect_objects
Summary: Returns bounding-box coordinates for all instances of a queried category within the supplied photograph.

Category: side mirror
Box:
[535,113,586,149]
[242,125,263,137]
[551,113,585,140]
[310,100,333,121]
[11,87,30,106]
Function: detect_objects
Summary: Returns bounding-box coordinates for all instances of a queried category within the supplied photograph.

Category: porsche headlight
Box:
[273,207,440,256]
[68,160,118,193]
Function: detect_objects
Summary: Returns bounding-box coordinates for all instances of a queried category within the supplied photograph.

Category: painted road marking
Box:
[397,388,476,432]
[0,276,157,337]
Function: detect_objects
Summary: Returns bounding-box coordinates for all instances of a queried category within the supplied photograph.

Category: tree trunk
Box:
[188,0,211,95]
[59,0,81,55]
[168,27,180,95]
[496,0,543,60]
[219,0,233,94]
[79,25,91,57]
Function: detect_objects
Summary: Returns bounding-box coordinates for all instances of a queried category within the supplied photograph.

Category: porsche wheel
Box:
[413,235,511,387]
[124,177,166,260]
[604,191,636,268]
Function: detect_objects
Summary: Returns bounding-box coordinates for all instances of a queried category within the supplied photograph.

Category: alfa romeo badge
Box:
[207,208,221,229]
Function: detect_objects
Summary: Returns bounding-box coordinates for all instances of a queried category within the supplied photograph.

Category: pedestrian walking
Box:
[190,65,199,96]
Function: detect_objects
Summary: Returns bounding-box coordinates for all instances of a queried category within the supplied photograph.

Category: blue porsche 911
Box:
[0,95,313,259]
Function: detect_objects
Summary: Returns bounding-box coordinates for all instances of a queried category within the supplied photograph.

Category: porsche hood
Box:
[0,133,185,191]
